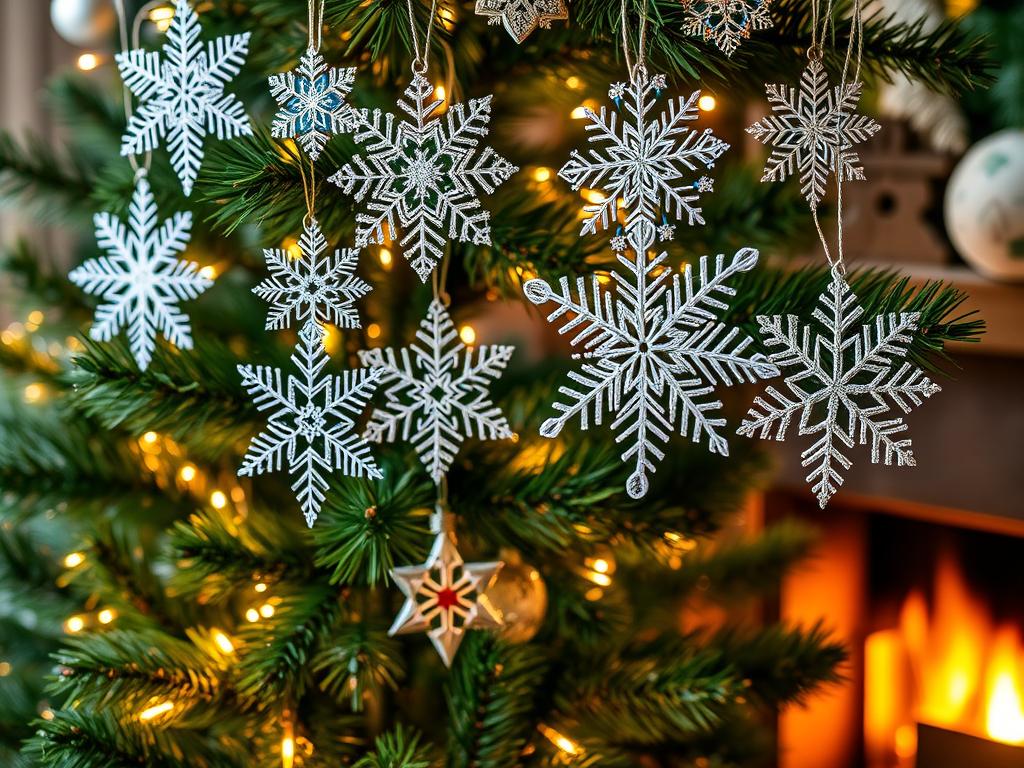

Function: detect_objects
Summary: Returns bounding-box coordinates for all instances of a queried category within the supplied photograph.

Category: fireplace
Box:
[769,492,1024,768]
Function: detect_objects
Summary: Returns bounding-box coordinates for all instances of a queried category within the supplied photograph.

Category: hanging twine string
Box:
[406,0,441,75]
[620,0,649,80]
[807,0,863,277]
[308,0,325,52]
[113,0,167,176]
[296,0,327,226]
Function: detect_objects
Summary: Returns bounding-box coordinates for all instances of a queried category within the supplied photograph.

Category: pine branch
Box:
[354,724,434,768]
[313,624,405,711]
[0,132,96,225]
[446,633,549,768]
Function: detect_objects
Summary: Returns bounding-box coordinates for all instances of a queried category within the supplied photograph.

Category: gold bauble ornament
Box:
[487,549,548,643]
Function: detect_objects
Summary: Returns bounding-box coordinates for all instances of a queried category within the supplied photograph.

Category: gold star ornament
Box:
[388,507,503,666]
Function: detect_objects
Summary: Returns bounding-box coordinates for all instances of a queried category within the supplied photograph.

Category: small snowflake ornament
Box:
[737,269,941,508]
[328,75,518,282]
[117,0,252,196]
[269,48,355,160]
[69,174,211,371]
[746,59,881,209]
[559,69,728,241]
[389,509,503,667]
[680,0,774,57]
[523,220,777,498]
[238,321,383,527]
[474,0,569,43]
[358,300,514,483]
[253,217,371,332]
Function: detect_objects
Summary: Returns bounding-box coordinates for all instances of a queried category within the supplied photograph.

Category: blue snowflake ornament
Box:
[269,48,356,160]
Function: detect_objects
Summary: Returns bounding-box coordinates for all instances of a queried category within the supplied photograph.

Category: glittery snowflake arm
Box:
[357,346,424,444]
[116,49,163,103]
[237,363,295,476]
[454,345,516,439]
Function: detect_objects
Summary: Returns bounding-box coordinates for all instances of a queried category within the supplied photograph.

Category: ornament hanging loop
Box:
[411,56,428,75]
[807,43,823,62]
[406,0,441,76]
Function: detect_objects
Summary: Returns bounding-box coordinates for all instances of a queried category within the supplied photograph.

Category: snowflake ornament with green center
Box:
[328,74,518,282]
[237,321,383,527]
[69,173,211,371]
[389,507,503,667]
[358,300,514,483]
[524,219,778,499]
[738,268,941,508]
[116,0,251,196]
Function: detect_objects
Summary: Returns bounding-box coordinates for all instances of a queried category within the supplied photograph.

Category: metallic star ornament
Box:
[389,508,503,667]
[474,0,569,43]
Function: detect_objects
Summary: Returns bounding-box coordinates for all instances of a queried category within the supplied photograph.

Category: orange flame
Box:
[865,550,1024,766]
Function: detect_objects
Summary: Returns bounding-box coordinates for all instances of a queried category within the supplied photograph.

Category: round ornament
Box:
[50,0,116,47]
[944,129,1024,281]
[486,551,548,643]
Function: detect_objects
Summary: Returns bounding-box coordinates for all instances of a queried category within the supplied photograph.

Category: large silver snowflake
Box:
[69,174,211,371]
[523,220,777,499]
[269,48,355,160]
[389,515,502,667]
[558,69,728,241]
[746,60,881,209]
[253,217,371,332]
[238,321,383,527]
[680,0,774,57]
[328,75,518,282]
[737,270,940,508]
[357,300,514,483]
[117,0,252,196]
[474,0,569,43]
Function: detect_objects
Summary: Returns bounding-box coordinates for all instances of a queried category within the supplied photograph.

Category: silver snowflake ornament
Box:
[69,174,211,371]
[269,48,355,160]
[680,0,774,57]
[358,300,514,483]
[328,75,518,282]
[523,220,777,499]
[238,320,383,527]
[737,269,940,508]
[389,510,502,667]
[474,0,569,43]
[253,217,371,332]
[746,59,881,209]
[117,0,252,196]
[558,69,728,241]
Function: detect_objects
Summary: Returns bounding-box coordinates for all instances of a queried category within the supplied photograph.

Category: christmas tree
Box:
[0,1,988,766]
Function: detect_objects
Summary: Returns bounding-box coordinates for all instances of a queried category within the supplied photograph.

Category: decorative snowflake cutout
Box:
[269,48,355,160]
[558,69,728,240]
[474,0,569,43]
[358,300,514,483]
[253,217,371,332]
[523,220,777,499]
[389,517,503,667]
[737,270,940,508]
[69,174,211,371]
[746,59,881,209]
[117,0,252,196]
[680,0,774,57]
[238,321,383,527]
[328,75,518,282]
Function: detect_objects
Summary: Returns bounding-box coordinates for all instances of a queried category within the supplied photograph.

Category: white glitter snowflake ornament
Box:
[746,59,881,209]
[117,0,252,196]
[358,300,514,483]
[559,69,728,240]
[238,321,383,527]
[474,0,569,43]
[680,0,774,57]
[253,217,371,332]
[389,508,503,667]
[737,269,940,508]
[328,75,518,282]
[69,173,211,371]
[524,220,777,499]
[269,48,355,160]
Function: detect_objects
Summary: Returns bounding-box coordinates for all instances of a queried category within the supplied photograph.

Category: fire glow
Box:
[865,551,1024,765]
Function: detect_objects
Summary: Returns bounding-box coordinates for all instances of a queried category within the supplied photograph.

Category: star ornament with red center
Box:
[389,527,503,667]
